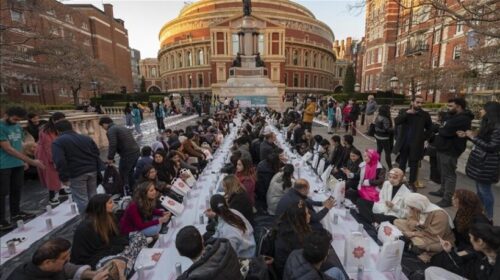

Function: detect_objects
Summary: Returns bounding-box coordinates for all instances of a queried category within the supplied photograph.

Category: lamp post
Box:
[90,80,98,98]
[354,83,360,93]
[389,76,399,105]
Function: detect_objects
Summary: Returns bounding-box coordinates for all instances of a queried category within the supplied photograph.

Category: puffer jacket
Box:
[434,111,474,157]
[283,249,335,280]
[177,238,244,280]
[106,123,140,160]
[466,124,500,184]
[374,115,392,140]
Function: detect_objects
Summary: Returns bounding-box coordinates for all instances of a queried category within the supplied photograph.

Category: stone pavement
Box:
[311,120,500,225]
[0,114,202,279]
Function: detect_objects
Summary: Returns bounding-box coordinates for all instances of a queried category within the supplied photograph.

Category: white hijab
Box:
[404,193,454,228]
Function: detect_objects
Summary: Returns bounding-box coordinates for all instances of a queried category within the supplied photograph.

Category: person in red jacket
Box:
[120,182,171,236]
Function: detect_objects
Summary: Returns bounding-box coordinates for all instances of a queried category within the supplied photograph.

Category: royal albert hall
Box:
[157,0,339,99]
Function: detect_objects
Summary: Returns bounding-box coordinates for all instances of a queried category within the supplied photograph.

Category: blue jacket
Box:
[131,108,142,124]
[52,131,103,182]
[327,107,335,121]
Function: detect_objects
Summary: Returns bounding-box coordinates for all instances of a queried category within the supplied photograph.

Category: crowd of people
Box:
[0,94,499,280]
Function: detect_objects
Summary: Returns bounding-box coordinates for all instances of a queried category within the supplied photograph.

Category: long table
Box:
[271,125,406,280]
[132,116,242,280]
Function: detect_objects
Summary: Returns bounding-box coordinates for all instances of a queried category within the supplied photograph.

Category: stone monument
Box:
[211,0,284,110]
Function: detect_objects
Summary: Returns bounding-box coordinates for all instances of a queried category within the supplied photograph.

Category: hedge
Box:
[0,99,75,115]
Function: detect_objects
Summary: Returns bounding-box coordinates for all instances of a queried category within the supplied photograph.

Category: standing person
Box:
[99,117,140,194]
[36,112,70,206]
[348,99,360,135]
[459,101,500,220]
[430,98,473,207]
[0,107,44,230]
[365,95,378,126]
[342,100,353,134]
[154,102,165,132]
[393,96,432,190]
[374,104,393,169]
[131,103,142,136]
[26,113,44,142]
[124,103,132,128]
[327,100,336,134]
[302,98,316,132]
[52,120,103,213]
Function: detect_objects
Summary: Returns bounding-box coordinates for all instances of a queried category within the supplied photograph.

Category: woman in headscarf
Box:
[345,149,385,203]
[395,193,455,263]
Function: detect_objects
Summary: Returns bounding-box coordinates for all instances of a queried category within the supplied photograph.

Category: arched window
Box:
[313,53,317,68]
[304,52,309,67]
[198,49,204,65]
[177,53,182,68]
[293,50,299,65]
[170,55,175,69]
[187,51,192,67]
[151,67,157,77]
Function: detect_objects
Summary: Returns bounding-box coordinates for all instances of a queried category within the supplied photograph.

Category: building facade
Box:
[157,0,340,98]
[131,48,141,92]
[1,0,133,104]
[139,58,165,93]
[360,0,498,102]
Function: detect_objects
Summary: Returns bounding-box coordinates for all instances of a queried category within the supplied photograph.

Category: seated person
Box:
[152,149,173,183]
[425,223,500,280]
[222,175,254,224]
[120,182,171,237]
[430,189,491,270]
[8,238,107,280]
[175,226,243,280]
[327,135,345,168]
[267,164,295,216]
[275,179,335,230]
[332,148,363,190]
[318,139,331,163]
[361,168,411,225]
[136,165,183,203]
[234,158,256,206]
[134,146,153,181]
[283,230,346,280]
[274,200,312,278]
[204,194,256,258]
[71,194,147,276]
[395,193,455,262]
[345,149,385,203]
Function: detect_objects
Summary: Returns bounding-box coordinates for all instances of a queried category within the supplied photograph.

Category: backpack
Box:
[102,165,124,195]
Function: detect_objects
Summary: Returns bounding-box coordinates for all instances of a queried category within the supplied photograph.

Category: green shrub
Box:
[0,98,74,115]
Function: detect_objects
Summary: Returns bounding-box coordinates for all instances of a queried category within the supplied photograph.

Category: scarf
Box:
[404,193,454,228]
[364,149,380,181]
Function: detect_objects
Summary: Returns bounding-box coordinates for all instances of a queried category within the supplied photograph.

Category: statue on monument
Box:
[243,0,251,16]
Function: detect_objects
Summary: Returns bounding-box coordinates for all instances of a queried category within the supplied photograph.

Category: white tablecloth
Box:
[271,125,406,280]
[132,117,241,280]
[0,200,79,265]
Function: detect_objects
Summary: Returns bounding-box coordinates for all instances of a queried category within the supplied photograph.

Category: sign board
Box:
[234,96,268,107]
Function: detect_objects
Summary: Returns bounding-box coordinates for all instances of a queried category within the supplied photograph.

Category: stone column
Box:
[238,32,244,54]
[252,32,258,54]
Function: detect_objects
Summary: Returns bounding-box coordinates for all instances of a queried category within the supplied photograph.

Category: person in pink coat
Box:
[36,112,69,206]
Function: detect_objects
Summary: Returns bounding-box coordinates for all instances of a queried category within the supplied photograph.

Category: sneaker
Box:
[0,220,14,231]
[59,187,71,196]
[436,199,452,208]
[429,191,444,197]
[12,211,36,221]
[49,198,61,207]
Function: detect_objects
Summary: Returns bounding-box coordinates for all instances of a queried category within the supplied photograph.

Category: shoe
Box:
[12,211,36,221]
[436,200,452,208]
[59,187,71,196]
[49,198,61,207]
[429,191,444,197]
[0,220,14,231]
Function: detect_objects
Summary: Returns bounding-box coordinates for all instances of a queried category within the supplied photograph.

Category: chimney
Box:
[103,4,114,18]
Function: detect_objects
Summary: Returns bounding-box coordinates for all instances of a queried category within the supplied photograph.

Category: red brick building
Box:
[139,58,165,93]
[1,0,133,105]
[360,0,497,102]
[157,0,341,98]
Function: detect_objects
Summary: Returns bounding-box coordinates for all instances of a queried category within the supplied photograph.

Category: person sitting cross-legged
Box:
[175,226,243,280]
[8,238,109,280]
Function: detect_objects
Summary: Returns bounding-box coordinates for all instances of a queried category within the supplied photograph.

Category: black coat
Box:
[434,111,474,157]
[106,123,140,160]
[328,145,346,168]
[466,124,500,184]
[274,222,304,278]
[283,249,335,280]
[275,189,329,230]
[393,108,432,161]
[228,191,254,225]
[177,238,243,280]
[260,140,278,163]
[450,250,500,280]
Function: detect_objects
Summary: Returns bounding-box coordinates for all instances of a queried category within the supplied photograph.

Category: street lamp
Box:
[389,76,399,105]
[90,80,98,98]
[354,83,360,93]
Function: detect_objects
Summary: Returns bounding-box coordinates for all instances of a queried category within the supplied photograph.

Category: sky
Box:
[64,0,365,58]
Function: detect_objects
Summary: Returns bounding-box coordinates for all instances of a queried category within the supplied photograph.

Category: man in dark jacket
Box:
[175,226,243,280]
[99,117,140,192]
[393,96,432,189]
[52,120,103,213]
[328,135,345,168]
[260,130,278,162]
[275,179,335,230]
[429,98,473,207]
[283,230,345,280]
[7,238,106,280]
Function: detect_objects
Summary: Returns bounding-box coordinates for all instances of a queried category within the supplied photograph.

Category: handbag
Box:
[377,222,403,244]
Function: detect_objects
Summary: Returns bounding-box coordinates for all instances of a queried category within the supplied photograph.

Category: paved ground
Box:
[311,120,500,225]
[0,114,202,279]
